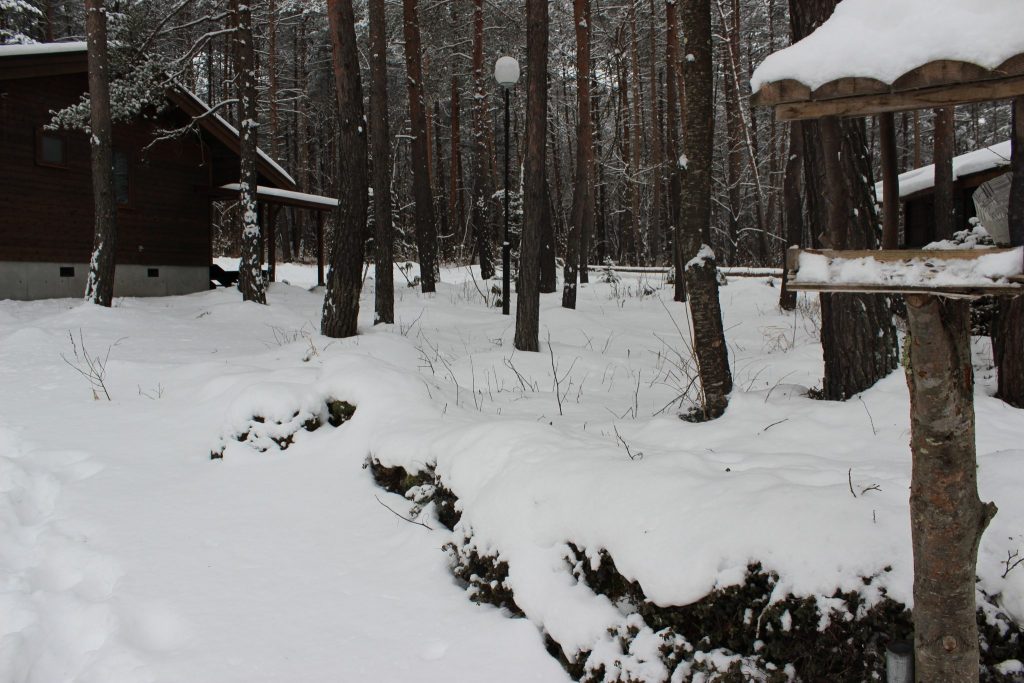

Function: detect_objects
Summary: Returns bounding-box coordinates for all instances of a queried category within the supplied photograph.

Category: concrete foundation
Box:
[0,262,211,301]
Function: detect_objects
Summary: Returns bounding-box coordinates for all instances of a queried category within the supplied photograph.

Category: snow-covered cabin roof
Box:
[0,41,297,191]
[750,0,1024,121]
[874,140,1012,204]
[217,184,338,211]
[0,41,87,57]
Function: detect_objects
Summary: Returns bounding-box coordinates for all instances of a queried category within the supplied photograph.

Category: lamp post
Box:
[494,56,520,315]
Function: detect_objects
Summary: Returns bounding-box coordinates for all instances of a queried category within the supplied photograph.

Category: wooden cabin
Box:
[875,141,1012,247]
[0,42,317,300]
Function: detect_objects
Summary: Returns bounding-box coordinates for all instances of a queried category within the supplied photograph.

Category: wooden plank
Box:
[997,54,1024,77]
[892,60,994,91]
[773,75,1024,121]
[812,77,889,101]
[750,79,811,106]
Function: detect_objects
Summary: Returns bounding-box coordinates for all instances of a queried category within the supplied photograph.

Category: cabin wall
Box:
[0,71,214,299]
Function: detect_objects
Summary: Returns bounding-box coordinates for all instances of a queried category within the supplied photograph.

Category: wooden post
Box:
[316,211,325,287]
[267,205,278,282]
[879,112,900,250]
[904,294,996,682]
[933,107,956,241]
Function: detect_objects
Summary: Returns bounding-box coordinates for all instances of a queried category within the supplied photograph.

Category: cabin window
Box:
[59,266,75,278]
[147,268,159,278]
[36,129,68,168]
[113,150,130,206]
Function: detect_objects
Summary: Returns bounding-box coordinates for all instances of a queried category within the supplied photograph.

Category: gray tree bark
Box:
[402,0,438,293]
[321,0,368,338]
[514,0,548,352]
[368,0,394,325]
[232,0,265,305]
[905,295,996,682]
[562,0,593,310]
[679,0,732,419]
[84,0,117,307]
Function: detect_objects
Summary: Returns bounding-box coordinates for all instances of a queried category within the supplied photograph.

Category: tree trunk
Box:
[722,0,742,265]
[647,0,665,266]
[84,0,117,307]
[934,106,956,241]
[449,76,464,252]
[515,0,547,352]
[626,9,645,265]
[790,0,898,401]
[232,0,265,304]
[993,96,1024,407]
[470,0,495,281]
[402,0,438,293]
[680,0,732,420]
[368,0,394,325]
[321,0,369,337]
[563,0,593,309]
[665,0,686,302]
[905,294,996,682]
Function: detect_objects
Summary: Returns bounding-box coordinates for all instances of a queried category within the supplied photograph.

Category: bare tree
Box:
[84,0,117,307]
[515,0,548,352]
[368,0,394,325]
[679,0,732,419]
[321,0,368,338]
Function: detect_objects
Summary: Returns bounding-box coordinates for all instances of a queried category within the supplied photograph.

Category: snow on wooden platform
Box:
[786,246,1024,297]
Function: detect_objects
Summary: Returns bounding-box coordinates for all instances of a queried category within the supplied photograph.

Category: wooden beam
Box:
[772,75,1024,121]
[267,205,280,282]
[879,112,900,249]
[933,107,956,241]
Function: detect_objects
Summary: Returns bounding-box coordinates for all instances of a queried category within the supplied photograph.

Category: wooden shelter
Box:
[0,42,333,300]
[874,141,1012,248]
[752,0,1024,678]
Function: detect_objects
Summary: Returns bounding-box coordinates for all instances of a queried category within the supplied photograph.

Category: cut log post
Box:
[879,112,900,249]
[316,212,325,287]
[267,205,279,282]
[904,294,997,682]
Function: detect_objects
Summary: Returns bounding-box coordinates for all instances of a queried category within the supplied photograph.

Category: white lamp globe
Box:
[494,56,520,88]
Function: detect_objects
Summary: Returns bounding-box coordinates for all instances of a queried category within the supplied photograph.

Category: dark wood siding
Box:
[0,72,213,267]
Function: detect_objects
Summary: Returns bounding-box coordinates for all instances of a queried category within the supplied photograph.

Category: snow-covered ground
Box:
[3,263,1023,681]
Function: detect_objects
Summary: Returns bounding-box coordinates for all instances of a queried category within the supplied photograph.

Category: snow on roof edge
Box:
[0,41,87,58]
[219,183,338,208]
[874,140,1012,204]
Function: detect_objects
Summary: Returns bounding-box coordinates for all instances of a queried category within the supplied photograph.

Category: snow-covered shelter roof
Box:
[750,0,1024,121]
[0,41,88,57]
[0,41,297,191]
[216,184,338,211]
[874,140,1012,204]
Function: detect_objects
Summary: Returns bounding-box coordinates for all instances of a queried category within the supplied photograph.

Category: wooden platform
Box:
[785,247,1024,298]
